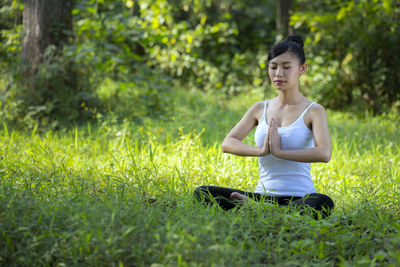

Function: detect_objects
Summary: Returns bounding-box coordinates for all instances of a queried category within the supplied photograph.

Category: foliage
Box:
[0,89,399,266]
[0,0,99,128]
[292,0,400,114]
[0,0,175,129]
[71,0,175,121]
[0,0,277,128]
[139,0,275,94]
[1,0,400,128]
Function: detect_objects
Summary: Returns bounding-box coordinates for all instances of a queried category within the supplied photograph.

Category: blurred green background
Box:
[0,0,399,129]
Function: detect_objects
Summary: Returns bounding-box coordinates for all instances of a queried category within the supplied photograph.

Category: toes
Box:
[230,192,247,201]
[230,192,241,200]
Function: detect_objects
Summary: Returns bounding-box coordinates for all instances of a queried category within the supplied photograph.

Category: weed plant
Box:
[1,89,399,266]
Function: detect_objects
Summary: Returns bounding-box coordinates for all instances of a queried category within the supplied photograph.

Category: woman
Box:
[194,35,334,217]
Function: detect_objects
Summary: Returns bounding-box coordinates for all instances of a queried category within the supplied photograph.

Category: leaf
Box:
[342,53,353,66]
[383,0,391,12]
[337,7,346,21]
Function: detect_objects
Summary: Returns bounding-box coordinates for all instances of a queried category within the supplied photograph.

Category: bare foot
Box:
[230,192,249,203]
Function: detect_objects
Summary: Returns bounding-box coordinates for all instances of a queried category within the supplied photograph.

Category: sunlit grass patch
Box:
[0,90,399,266]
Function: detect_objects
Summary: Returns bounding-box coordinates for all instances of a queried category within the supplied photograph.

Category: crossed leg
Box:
[194,185,334,217]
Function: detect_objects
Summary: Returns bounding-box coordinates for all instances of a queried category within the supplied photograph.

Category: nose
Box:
[275,66,283,78]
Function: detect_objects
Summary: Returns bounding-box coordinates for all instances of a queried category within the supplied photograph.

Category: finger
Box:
[270,119,276,132]
[269,119,277,151]
[268,118,274,135]
[272,119,277,130]
[270,122,276,137]
[268,126,272,142]
[268,128,272,150]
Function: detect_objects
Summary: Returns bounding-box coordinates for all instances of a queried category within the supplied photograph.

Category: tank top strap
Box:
[299,102,315,118]
[263,100,268,123]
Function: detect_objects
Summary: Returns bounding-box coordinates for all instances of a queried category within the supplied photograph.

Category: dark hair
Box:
[267,35,305,64]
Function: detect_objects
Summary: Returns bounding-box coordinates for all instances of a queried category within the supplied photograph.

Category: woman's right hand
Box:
[258,127,270,157]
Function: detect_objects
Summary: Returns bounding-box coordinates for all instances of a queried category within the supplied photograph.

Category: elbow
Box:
[321,151,331,163]
[316,146,331,163]
[322,156,331,163]
[221,140,228,153]
[221,137,232,153]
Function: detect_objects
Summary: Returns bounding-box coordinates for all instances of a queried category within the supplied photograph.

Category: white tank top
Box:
[254,100,316,196]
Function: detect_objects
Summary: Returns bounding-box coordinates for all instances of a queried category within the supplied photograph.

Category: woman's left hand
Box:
[269,118,282,156]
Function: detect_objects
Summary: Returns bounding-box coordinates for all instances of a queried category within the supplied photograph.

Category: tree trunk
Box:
[276,0,293,42]
[22,0,73,75]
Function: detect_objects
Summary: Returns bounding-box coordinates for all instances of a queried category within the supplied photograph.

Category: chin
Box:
[275,86,289,91]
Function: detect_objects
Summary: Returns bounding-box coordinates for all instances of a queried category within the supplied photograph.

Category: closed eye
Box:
[269,65,291,69]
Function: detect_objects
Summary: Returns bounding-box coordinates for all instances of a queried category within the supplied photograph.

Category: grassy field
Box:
[1,88,399,266]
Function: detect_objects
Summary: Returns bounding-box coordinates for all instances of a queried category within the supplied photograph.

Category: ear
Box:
[299,63,308,75]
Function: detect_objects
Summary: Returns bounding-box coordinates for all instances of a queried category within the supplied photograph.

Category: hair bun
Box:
[285,35,304,48]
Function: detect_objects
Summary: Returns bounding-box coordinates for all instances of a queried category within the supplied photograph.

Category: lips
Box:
[274,80,285,84]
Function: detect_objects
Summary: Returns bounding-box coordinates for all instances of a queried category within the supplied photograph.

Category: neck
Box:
[277,87,303,105]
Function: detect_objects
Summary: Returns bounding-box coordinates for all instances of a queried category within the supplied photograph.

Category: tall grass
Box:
[1,89,399,266]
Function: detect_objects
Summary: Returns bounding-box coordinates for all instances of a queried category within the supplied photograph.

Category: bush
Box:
[292,0,400,114]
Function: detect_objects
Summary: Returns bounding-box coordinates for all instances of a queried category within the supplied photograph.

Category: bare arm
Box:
[269,104,332,163]
[221,102,270,157]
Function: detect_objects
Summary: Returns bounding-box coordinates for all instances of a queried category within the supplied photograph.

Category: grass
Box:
[1,88,400,266]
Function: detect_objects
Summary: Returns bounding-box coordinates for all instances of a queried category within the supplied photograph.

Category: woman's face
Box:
[268,51,307,91]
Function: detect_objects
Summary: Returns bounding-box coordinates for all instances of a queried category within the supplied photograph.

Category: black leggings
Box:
[193,186,334,217]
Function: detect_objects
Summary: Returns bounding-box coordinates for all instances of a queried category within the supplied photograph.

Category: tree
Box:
[276,0,293,41]
[22,0,73,75]
[19,0,81,126]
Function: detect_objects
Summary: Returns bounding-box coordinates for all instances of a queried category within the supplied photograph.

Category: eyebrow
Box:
[269,61,292,65]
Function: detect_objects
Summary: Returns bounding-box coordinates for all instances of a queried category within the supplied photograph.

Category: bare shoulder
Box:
[248,101,265,122]
[225,101,265,139]
[308,102,329,125]
[310,102,327,115]
[303,102,328,129]
[250,101,265,112]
